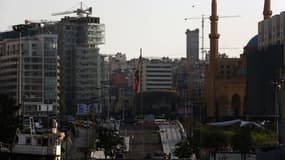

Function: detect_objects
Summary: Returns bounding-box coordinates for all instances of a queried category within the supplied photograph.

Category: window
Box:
[37,138,42,145]
[65,25,71,30]
[26,137,32,145]
[42,138,48,146]
[32,43,37,49]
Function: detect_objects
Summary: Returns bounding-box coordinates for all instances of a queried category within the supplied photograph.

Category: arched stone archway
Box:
[231,94,241,116]
[217,95,229,116]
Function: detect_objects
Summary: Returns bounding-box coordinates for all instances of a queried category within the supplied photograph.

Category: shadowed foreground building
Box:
[246,7,285,122]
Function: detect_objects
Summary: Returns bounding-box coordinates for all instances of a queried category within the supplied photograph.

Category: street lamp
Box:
[272,79,284,144]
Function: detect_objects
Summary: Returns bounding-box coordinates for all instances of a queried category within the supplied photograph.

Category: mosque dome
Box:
[246,35,258,47]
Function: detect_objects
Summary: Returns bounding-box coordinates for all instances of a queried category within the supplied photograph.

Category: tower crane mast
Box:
[185,15,240,60]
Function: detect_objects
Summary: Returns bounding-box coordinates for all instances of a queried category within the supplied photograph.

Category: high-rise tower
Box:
[57,16,105,113]
[186,29,199,60]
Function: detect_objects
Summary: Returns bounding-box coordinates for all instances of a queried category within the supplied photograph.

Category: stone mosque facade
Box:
[205,0,272,120]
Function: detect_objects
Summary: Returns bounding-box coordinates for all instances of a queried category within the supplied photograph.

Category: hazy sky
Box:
[1,0,285,59]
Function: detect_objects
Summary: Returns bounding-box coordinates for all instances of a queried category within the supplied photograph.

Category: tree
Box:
[174,140,193,158]
[95,127,125,159]
[231,127,277,160]
[174,130,203,159]
[231,127,252,160]
[174,138,199,158]
[199,127,232,149]
[174,125,278,160]
[174,126,232,160]
[0,94,20,143]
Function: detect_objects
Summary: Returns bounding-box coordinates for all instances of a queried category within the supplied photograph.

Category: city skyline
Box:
[1,0,285,59]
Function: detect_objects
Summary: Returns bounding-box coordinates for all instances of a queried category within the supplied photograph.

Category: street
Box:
[120,124,163,159]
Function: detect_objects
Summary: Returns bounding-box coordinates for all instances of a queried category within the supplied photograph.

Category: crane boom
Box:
[51,2,92,17]
[51,10,76,16]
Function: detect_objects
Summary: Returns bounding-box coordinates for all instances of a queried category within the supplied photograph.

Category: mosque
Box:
[205,0,275,120]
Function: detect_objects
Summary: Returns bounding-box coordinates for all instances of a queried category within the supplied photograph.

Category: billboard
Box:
[76,103,91,115]
[76,103,103,115]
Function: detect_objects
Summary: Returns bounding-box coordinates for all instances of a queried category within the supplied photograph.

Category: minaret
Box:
[263,0,272,19]
[206,0,220,118]
[209,0,220,67]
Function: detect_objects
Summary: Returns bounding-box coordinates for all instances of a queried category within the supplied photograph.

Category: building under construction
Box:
[55,6,106,114]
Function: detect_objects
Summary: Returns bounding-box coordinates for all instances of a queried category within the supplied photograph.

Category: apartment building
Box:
[57,16,106,111]
[0,28,57,114]
[258,11,285,49]
[141,58,173,92]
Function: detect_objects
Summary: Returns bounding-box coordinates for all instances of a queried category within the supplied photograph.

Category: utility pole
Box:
[12,24,31,118]
[272,79,284,144]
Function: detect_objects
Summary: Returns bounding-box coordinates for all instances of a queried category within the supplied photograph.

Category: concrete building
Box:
[109,52,127,73]
[173,58,206,119]
[258,8,285,49]
[0,25,58,114]
[141,58,173,92]
[57,16,105,112]
[186,29,199,60]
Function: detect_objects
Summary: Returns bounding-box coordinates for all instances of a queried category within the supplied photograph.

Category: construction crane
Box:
[24,19,57,27]
[185,15,240,60]
[51,2,92,17]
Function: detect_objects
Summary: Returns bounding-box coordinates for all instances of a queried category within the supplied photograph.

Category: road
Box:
[120,125,163,159]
